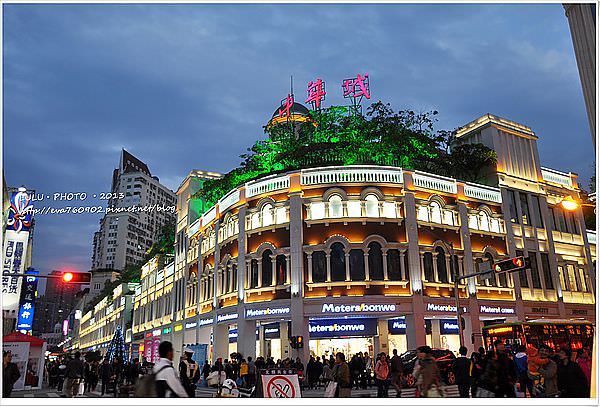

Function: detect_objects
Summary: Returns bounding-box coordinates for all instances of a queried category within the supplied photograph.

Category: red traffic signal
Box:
[61,271,91,284]
[493,256,528,273]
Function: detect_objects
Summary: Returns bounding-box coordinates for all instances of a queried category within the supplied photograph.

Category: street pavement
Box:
[10,385,458,398]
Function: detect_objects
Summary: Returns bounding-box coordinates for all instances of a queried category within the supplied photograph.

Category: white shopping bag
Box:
[324,382,337,398]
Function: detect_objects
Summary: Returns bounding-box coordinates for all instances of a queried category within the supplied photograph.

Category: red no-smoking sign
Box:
[261,372,301,398]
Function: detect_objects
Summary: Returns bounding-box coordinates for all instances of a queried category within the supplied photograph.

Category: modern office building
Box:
[91,150,177,271]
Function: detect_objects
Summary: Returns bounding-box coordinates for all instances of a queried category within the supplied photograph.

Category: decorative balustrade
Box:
[187,218,200,237]
[413,171,457,194]
[200,233,216,255]
[416,204,459,226]
[218,217,239,242]
[306,200,401,220]
[219,189,240,213]
[468,213,505,234]
[246,206,290,231]
[541,167,573,188]
[463,183,502,203]
[245,175,290,198]
[202,206,217,224]
[586,230,596,245]
[301,165,404,186]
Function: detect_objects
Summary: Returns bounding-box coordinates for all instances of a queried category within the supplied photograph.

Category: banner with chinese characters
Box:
[2,229,30,314]
[16,270,38,333]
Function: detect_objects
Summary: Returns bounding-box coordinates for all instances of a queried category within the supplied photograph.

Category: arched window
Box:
[430,201,442,224]
[312,251,327,283]
[250,259,259,288]
[276,255,286,285]
[251,212,260,230]
[423,252,434,282]
[262,203,274,227]
[387,249,401,281]
[365,194,379,217]
[349,249,365,281]
[435,246,448,283]
[483,252,497,287]
[329,194,343,218]
[262,250,273,286]
[330,243,346,282]
[479,211,490,231]
[368,242,384,280]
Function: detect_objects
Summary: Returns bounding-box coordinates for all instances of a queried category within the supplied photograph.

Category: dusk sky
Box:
[3,3,595,278]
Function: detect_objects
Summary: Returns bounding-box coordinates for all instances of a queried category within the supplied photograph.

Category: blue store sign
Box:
[309,318,378,339]
[387,317,406,335]
[439,319,460,335]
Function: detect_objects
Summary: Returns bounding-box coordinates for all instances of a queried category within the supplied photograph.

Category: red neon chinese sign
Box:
[278,94,294,118]
[305,78,326,109]
[342,73,371,100]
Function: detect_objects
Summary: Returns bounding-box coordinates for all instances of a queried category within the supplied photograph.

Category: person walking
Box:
[364,353,373,388]
[576,348,592,387]
[537,345,558,397]
[389,349,403,396]
[64,352,85,398]
[179,348,200,397]
[556,348,589,398]
[413,346,441,397]
[99,358,112,396]
[452,346,471,397]
[332,352,351,397]
[375,353,390,397]
[3,351,21,398]
[154,341,188,398]
[128,359,140,385]
[514,345,532,397]
[470,347,486,397]
[490,340,517,397]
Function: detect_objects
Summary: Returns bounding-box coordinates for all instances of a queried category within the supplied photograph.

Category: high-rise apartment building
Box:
[91,150,177,271]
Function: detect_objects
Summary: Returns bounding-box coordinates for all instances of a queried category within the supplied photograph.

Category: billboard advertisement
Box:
[16,271,39,333]
[2,229,30,314]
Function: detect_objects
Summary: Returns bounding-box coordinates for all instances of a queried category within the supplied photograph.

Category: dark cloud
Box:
[3,3,594,273]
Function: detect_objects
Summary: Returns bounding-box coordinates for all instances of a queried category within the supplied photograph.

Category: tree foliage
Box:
[197,101,497,207]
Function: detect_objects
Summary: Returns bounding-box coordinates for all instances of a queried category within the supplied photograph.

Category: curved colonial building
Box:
[127,111,595,364]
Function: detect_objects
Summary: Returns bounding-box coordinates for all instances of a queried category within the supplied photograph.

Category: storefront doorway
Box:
[308,317,378,360]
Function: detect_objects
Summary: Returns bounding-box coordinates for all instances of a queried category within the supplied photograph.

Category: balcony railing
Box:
[468,213,506,234]
[541,167,573,189]
[246,206,290,231]
[416,205,459,226]
[218,218,239,242]
[301,165,404,186]
[306,200,401,220]
[587,230,596,245]
[245,175,290,198]
[463,183,502,203]
[200,234,216,255]
[219,189,240,213]
[413,171,457,194]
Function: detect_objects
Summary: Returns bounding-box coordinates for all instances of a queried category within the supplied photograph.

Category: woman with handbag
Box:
[332,353,351,397]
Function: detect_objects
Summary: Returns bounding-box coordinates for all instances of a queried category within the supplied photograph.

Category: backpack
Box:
[134,365,173,397]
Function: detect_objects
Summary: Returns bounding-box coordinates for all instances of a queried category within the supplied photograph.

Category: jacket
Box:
[375,360,389,380]
[413,356,440,393]
[3,362,21,392]
[557,360,590,398]
[452,356,471,385]
[332,362,351,388]
[538,359,558,396]
[514,352,528,375]
[153,358,188,398]
[65,358,85,380]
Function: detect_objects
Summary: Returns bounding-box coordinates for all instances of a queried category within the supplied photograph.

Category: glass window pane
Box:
[387,249,401,280]
[519,193,530,225]
[312,251,327,283]
[540,253,554,290]
[368,242,384,280]
[508,190,519,223]
[516,250,528,287]
[365,194,379,217]
[578,269,588,292]
[424,252,434,282]
[567,265,578,291]
[329,195,343,218]
[529,253,542,288]
[349,249,365,281]
[330,243,346,282]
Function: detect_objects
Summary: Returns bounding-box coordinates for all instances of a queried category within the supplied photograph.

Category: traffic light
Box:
[492,256,529,273]
[290,336,298,349]
[61,271,92,284]
[297,335,304,349]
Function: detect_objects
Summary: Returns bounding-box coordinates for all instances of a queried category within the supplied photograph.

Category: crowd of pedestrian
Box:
[7,339,592,398]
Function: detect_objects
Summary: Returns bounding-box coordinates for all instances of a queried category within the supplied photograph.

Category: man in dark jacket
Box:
[491,340,517,397]
[470,347,486,397]
[3,351,21,397]
[557,348,589,398]
[452,346,471,397]
[99,358,112,396]
[64,352,85,397]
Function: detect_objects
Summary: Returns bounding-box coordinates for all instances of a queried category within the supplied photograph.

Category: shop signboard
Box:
[198,317,214,326]
[264,323,280,339]
[152,339,160,363]
[387,317,406,335]
[439,319,460,335]
[228,328,238,343]
[321,302,396,314]
[425,303,467,314]
[245,306,290,319]
[16,271,38,333]
[144,339,153,362]
[479,305,515,315]
[309,318,378,339]
[2,229,30,313]
[217,313,238,323]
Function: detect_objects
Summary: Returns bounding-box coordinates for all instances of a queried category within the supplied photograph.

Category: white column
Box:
[285,253,291,285]
[432,252,439,282]
[257,260,263,288]
[445,254,452,283]
[399,251,406,281]
[364,250,370,281]
[420,252,425,281]
[326,253,332,282]
[382,249,389,281]
[345,252,351,281]
[271,254,277,286]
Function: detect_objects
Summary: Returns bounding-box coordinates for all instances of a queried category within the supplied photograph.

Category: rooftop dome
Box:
[271,102,310,119]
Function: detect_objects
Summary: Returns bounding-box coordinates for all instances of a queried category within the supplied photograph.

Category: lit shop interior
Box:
[228,322,285,360]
